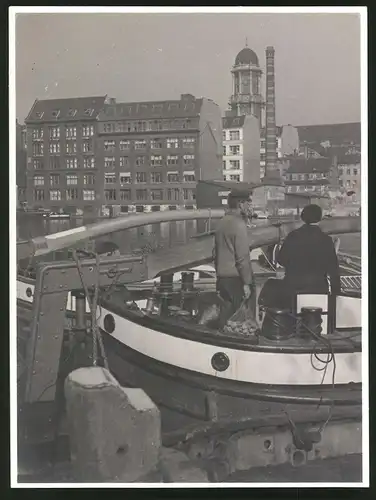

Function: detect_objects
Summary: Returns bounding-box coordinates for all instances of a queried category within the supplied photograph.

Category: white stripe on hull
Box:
[98,307,361,386]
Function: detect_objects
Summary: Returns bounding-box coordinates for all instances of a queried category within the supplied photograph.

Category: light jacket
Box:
[213,211,253,285]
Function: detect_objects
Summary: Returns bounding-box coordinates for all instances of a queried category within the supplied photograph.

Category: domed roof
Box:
[235,47,259,66]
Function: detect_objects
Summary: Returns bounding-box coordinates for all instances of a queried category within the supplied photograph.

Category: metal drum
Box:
[261,307,296,341]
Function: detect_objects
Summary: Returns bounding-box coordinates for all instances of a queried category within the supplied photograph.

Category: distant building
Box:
[222,115,260,184]
[284,192,331,212]
[96,94,223,213]
[283,156,339,196]
[337,153,361,202]
[16,120,27,205]
[25,95,109,215]
[260,125,300,178]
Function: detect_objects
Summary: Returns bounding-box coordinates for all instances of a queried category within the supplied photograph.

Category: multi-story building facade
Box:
[16,120,27,205]
[283,156,339,196]
[25,96,110,215]
[222,115,260,183]
[96,94,222,213]
[337,153,361,202]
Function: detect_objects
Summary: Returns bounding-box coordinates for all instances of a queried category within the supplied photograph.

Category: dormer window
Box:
[52,110,60,118]
[35,111,44,119]
[67,109,77,117]
[84,109,94,117]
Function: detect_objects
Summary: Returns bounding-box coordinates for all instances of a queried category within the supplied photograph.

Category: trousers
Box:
[216,276,244,327]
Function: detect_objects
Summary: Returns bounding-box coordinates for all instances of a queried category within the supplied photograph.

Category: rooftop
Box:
[235,47,259,66]
[337,153,361,165]
[285,192,330,199]
[25,96,107,123]
[98,94,204,121]
[260,126,283,138]
[297,122,361,147]
[222,116,246,129]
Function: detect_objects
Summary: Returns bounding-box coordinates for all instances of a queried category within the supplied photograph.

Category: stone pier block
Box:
[159,447,209,483]
[64,367,161,482]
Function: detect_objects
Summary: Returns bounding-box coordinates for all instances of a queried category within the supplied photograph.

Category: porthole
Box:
[211,352,230,372]
[26,287,33,298]
[103,314,116,334]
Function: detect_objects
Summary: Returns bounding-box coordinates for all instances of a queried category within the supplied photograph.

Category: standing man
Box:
[277,204,341,297]
[213,189,254,326]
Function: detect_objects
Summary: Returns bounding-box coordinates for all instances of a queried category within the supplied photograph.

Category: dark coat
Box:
[277,223,341,295]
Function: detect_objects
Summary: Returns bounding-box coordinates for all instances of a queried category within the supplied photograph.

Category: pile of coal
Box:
[223,318,259,336]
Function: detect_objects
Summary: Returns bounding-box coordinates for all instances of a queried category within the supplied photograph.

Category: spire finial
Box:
[245,37,248,47]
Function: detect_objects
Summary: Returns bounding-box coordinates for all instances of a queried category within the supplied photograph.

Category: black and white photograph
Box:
[10,6,367,487]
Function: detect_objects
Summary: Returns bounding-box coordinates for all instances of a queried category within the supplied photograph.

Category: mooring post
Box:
[64,367,161,482]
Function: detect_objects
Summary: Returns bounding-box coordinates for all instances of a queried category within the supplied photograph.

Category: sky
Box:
[15,11,361,126]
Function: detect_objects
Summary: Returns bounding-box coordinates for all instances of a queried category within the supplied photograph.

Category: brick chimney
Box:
[264,46,277,180]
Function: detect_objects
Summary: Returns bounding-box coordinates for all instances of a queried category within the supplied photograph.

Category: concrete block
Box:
[159,447,209,483]
[64,367,161,482]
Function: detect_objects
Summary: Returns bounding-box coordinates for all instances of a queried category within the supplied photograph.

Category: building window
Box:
[83,189,96,200]
[66,142,77,154]
[67,109,77,118]
[82,140,93,153]
[104,157,116,168]
[260,140,266,149]
[104,140,116,151]
[229,130,240,141]
[49,190,61,201]
[346,168,351,175]
[33,143,44,156]
[168,188,180,201]
[223,146,226,156]
[167,138,179,149]
[84,109,94,117]
[183,188,195,201]
[66,158,78,169]
[299,174,306,181]
[151,189,163,201]
[136,156,145,167]
[229,145,240,155]
[66,126,77,139]
[167,155,178,165]
[119,140,130,150]
[105,173,116,184]
[32,128,44,140]
[229,160,240,170]
[136,189,148,201]
[222,161,226,170]
[260,153,266,161]
[50,174,60,186]
[151,172,162,183]
[151,139,163,149]
[339,180,343,187]
[51,109,60,118]
[135,140,147,150]
[222,131,226,141]
[136,172,147,183]
[33,159,44,170]
[230,175,240,181]
[183,173,195,182]
[83,174,95,185]
[120,173,131,184]
[66,174,78,185]
[120,189,131,201]
[49,157,59,169]
[84,157,95,169]
[182,137,195,148]
[353,168,358,176]
[49,143,60,154]
[167,172,179,183]
[33,189,44,201]
[119,156,129,168]
[82,125,94,137]
[292,174,299,181]
[105,189,117,201]
[66,188,79,200]
[33,175,44,186]
[183,154,195,165]
[49,127,60,139]
[151,155,163,167]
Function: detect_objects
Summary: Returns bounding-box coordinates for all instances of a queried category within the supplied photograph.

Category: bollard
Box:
[64,367,161,482]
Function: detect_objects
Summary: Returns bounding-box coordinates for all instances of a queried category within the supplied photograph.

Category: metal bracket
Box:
[24,255,148,404]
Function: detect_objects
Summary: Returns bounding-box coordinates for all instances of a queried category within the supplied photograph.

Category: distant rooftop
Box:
[25,96,108,123]
[297,122,361,146]
[222,116,246,129]
[286,157,332,174]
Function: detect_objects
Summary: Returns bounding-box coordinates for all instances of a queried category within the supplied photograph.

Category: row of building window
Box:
[223,145,241,156]
[33,174,96,186]
[223,175,241,182]
[104,188,195,202]
[33,189,97,201]
[284,172,328,181]
[339,179,359,187]
[103,137,195,151]
[32,157,95,170]
[223,160,241,170]
[338,167,359,176]
[32,140,93,156]
[223,130,240,141]
[286,185,327,193]
[104,155,195,168]
[32,125,95,140]
[103,172,195,184]
[102,118,194,134]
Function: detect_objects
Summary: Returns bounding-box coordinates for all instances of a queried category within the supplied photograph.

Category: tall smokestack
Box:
[264,46,277,180]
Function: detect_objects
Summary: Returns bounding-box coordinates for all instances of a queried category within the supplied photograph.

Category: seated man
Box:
[276,204,341,299]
